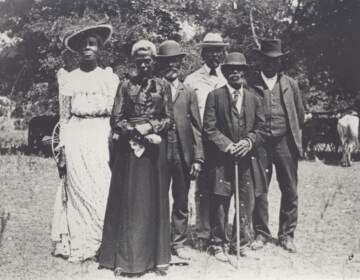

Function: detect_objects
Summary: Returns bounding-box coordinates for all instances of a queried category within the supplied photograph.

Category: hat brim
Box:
[254,49,290,58]
[64,24,113,53]
[221,63,249,69]
[199,42,229,47]
[155,53,186,59]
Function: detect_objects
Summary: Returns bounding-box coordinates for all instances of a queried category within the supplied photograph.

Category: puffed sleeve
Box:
[148,80,174,133]
[57,68,71,147]
[104,67,120,113]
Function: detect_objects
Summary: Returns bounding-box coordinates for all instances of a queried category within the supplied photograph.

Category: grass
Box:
[0,155,360,280]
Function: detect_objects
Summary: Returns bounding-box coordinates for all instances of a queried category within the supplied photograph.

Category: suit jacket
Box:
[172,81,204,168]
[252,73,305,156]
[203,85,267,197]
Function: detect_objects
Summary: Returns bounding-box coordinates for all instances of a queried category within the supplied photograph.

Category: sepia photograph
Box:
[0,0,360,279]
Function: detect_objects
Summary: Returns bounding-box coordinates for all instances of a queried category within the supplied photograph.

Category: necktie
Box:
[233,90,240,112]
[209,68,217,76]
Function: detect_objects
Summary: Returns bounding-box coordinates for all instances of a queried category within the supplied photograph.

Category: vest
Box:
[231,97,246,142]
[264,81,288,136]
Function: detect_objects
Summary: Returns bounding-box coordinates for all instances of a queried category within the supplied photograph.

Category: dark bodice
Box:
[111,76,173,135]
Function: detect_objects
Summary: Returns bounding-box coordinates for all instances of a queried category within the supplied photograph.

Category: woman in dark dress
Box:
[98,40,173,277]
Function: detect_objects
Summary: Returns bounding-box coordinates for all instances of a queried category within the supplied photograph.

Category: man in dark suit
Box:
[203,52,266,261]
[251,39,305,253]
[156,40,204,260]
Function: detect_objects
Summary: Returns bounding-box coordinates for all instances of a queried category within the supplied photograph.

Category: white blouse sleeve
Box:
[104,67,120,112]
[57,68,71,147]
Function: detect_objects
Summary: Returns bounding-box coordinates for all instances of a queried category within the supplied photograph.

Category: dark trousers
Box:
[167,142,191,249]
[210,168,254,247]
[195,171,211,240]
[253,135,298,240]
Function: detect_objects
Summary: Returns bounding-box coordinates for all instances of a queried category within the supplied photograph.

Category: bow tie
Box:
[209,68,217,76]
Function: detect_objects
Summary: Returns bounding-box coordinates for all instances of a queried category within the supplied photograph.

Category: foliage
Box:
[0,0,358,118]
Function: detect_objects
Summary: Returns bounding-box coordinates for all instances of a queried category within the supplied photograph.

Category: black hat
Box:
[255,39,289,58]
[156,40,186,58]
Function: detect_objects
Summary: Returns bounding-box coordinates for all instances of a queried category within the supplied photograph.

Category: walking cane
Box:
[234,159,240,269]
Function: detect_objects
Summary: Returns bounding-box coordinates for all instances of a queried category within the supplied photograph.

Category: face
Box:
[79,35,99,62]
[158,56,182,82]
[222,66,247,89]
[134,50,154,78]
[260,55,281,78]
[202,47,225,69]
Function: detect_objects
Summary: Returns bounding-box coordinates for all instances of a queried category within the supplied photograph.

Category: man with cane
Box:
[203,52,267,262]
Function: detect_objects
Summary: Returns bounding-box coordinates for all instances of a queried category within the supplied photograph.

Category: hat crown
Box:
[223,52,248,66]
[260,39,282,53]
[202,32,225,43]
[158,40,183,57]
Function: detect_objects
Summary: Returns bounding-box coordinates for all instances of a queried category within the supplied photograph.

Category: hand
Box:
[145,134,162,144]
[190,162,202,179]
[233,139,251,158]
[57,147,66,178]
[135,123,152,135]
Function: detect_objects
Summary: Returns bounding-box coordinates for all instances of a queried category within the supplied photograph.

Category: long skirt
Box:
[51,116,112,262]
[99,138,171,274]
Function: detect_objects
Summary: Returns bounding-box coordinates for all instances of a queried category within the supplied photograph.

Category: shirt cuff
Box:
[225,143,233,153]
[245,138,253,151]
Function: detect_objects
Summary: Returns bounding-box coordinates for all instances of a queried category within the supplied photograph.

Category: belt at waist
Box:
[71,113,110,118]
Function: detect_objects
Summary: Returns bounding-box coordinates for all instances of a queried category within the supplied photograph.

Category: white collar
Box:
[261,72,278,82]
[203,64,222,76]
[226,84,243,95]
[170,78,179,89]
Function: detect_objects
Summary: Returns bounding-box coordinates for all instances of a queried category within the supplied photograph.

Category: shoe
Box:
[251,235,267,251]
[172,247,191,260]
[153,269,167,276]
[211,246,229,263]
[279,237,297,253]
[195,238,209,252]
[114,267,124,277]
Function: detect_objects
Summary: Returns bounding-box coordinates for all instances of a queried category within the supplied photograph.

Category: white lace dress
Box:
[51,67,119,262]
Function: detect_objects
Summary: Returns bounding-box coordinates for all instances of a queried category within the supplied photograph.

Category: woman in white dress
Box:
[51,24,119,262]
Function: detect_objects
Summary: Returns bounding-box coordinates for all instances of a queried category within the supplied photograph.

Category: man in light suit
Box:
[156,40,204,260]
[251,39,305,253]
[183,33,228,250]
[203,52,266,261]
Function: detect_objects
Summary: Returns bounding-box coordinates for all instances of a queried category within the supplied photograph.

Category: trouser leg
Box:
[195,171,211,240]
[231,170,255,248]
[252,144,273,239]
[171,146,191,249]
[210,194,231,246]
[273,136,298,240]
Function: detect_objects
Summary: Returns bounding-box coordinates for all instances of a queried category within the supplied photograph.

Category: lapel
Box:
[278,74,291,111]
[173,81,184,104]
[221,86,235,140]
[243,88,252,132]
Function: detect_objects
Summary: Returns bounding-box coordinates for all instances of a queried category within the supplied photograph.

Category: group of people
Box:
[50,23,305,278]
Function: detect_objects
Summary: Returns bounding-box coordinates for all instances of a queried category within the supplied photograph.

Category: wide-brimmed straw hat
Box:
[199,32,229,48]
[64,24,113,52]
[156,40,186,58]
[255,39,289,58]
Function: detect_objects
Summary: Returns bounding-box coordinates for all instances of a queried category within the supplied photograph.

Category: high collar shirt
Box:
[184,64,227,123]
[261,72,278,91]
[226,84,244,113]
[169,78,179,101]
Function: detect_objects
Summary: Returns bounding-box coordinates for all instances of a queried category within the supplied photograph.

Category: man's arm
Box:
[291,78,306,128]
[189,89,204,163]
[203,91,233,153]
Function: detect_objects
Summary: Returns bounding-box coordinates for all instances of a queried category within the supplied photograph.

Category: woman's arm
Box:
[147,81,174,133]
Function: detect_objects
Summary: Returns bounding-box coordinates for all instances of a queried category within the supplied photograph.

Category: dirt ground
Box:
[1,155,360,280]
